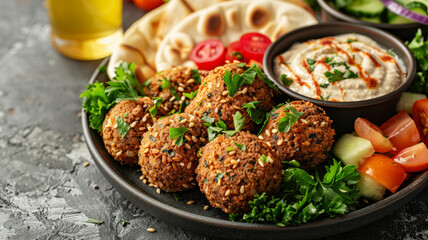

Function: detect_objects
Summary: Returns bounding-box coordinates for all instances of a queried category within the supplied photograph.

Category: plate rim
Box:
[82,58,428,239]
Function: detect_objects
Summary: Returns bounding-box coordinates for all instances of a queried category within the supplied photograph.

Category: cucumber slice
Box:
[333,134,375,166]
[357,174,386,201]
[397,0,428,10]
[345,0,385,18]
[396,92,427,114]
[360,16,382,23]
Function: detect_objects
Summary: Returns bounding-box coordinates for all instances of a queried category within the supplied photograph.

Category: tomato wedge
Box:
[380,110,420,154]
[225,41,245,63]
[355,118,394,153]
[413,99,428,147]
[393,142,428,172]
[133,0,164,11]
[359,154,407,193]
[190,39,226,70]
[240,32,271,62]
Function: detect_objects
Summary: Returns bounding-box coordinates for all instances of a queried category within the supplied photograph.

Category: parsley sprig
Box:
[169,127,189,147]
[230,159,361,226]
[406,29,428,94]
[203,112,245,141]
[242,101,269,125]
[277,105,305,133]
[324,69,358,83]
[116,115,131,139]
[149,97,163,119]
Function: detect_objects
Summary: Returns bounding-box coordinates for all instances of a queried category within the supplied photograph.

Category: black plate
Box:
[82,58,428,240]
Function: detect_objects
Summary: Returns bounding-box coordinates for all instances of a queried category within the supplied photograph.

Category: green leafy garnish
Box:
[258,155,268,163]
[281,74,293,87]
[278,105,304,133]
[223,70,246,97]
[169,86,181,100]
[149,97,163,119]
[406,29,428,94]
[116,115,131,139]
[160,77,171,90]
[173,193,181,201]
[324,56,334,63]
[237,62,247,68]
[230,159,361,226]
[169,127,189,147]
[324,69,358,82]
[87,218,103,224]
[98,65,107,74]
[242,101,268,125]
[183,90,198,100]
[347,39,358,43]
[319,83,330,88]
[119,220,129,227]
[234,142,246,151]
[111,62,145,95]
[227,147,235,152]
[223,111,245,137]
[320,95,330,101]
[191,69,202,83]
[215,172,224,183]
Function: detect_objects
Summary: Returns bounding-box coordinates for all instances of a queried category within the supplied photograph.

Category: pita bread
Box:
[107,0,315,81]
[155,0,318,71]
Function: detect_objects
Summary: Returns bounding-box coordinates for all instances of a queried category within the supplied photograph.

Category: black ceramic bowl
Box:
[263,23,416,136]
[317,0,427,42]
[83,58,427,240]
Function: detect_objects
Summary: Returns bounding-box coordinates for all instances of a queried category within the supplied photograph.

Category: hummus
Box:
[275,34,406,102]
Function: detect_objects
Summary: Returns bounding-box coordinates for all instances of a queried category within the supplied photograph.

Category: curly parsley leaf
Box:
[183,90,198,100]
[169,127,189,147]
[223,111,245,137]
[149,97,163,119]
[116,115,131,139]
[112,62,145,95]
[277,105,304,133]
[281,74,293,87]
[242,101,268,125]
[230,159,361,226]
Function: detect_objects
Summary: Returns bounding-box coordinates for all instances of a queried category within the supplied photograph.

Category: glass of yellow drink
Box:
[46,0,123,60]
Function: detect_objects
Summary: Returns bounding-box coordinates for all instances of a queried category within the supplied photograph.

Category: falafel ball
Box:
[138,113,208,192]
[260,100,335,170]
[143,66,209,114]
[185,62,274,133]
[196,131,282,214]
[102,97,155,165]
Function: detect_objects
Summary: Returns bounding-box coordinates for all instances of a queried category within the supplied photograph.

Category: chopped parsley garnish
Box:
[116,115,131,139]
[169,86,181,100]
[183,90,198,100]
[306,58,316,72]
[223,70,246,97]
[160,77,171,90]
[149,97,163,119]
[223,111,245,137]
[319,83,330,88]
[119,220,129,227]
[277,105,304,133]
[258,154,268,163]
[324,69,358,83]
[234,142,246,151]
[173,193,181,201]
[320,95,330,101]
[191,69,202,83]
[347,39,358,43]
[230,51,244,60]
[226,147,235,152]
[87,218,103,224]
[324,56,334,63]
[242,101,268,125]
[406,29,428,94]
[202,115,215,126]
[237,62,247,68]
[169,127,189,147]
[281,74,293,87]
[229,159,361,226]
[215,172,224,183]
[328,61,350,69]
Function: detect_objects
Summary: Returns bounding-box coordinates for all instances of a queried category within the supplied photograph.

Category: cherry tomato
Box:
[413,99,428,147]
[240,32,271,62]
[355,118,394,153]
[225,41,245,63]
[380,110,420,154]
[133,0,164,11]
[190,39,226,70]
[359,154,407,193]
[393,142,428,172]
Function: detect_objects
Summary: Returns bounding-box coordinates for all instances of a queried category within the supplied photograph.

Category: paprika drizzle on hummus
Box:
[275,34,406,102]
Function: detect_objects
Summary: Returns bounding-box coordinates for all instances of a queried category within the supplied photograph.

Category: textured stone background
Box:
[0,1,427,239]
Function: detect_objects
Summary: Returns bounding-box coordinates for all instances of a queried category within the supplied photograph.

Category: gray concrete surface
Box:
[0,0,427,239]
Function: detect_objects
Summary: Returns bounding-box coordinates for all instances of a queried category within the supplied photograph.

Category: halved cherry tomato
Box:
[190,39,226,70]
[359,154,407,193]
[225,41,245,63]
[240,32,271,62]
[413,99,428,147]
[133,0,164,11]
[355,118,395,153]
[393,142,428,172]
[380,110,420,154]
